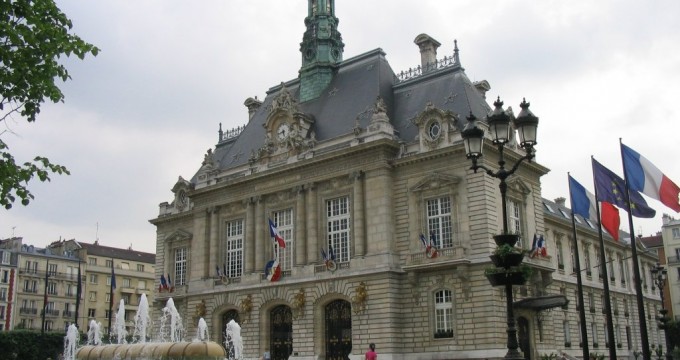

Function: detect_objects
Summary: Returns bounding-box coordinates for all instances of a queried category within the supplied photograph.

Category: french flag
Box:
[622,144,680,212]
[569,175,620,240]
[269,219,286,248]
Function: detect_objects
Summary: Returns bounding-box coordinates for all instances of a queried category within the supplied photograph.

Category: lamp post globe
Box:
[487,97,512,145]
[514,98,539,150]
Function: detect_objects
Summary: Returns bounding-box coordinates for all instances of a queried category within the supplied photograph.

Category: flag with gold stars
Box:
[592,158,656,218]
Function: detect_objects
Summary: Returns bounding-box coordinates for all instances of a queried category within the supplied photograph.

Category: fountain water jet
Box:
[159,297,184,342]
[132,294,150,343]
[111,299,127,344]
[225,320,243,360]
[64,323,80,360]
[87,320,103,346]
[195,317,209,342]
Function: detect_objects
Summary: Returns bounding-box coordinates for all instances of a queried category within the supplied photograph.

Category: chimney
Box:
[554,197,566,207]
[473,80,491,99]
[244,96,262,121]
[414,34,441,71]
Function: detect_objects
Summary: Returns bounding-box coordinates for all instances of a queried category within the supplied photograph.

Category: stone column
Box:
[255,196,265,272]
[245,198,255,273]
[191,211,208,281]
[352,171,365,257]
[209,206,220,278]
[365,167,395,253]
[295,185,307,266]
[306,183,318,264]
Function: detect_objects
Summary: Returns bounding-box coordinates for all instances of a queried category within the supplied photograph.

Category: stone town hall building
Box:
[150,1,662,359]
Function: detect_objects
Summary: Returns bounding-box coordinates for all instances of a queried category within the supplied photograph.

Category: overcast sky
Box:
[2,0,679,254]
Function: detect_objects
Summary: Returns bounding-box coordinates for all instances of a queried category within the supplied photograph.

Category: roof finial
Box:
[453,39,461,66]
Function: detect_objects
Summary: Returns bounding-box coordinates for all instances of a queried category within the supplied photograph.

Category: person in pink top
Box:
[365,343,377,360]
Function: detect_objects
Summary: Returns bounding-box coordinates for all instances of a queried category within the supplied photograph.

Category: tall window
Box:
[89,258,97,266]
[507,199,522,239]
[47,282,57,295]
[225,220,243,278]
[570,245,577,273]
[47,263,57,276]
[563,320,571,345]
[137,264,145,272]
[673,228,680,239]
[89,274,98,284]
[273,209,294,270]
[427,197,453,249]
[175,247,188,286]
[105,259,113,268]
[434,289,454,338]
[584,246,592,275]
[556,241,564,268]
[592,323,598,345]
[327,196,351,263]
[1,251,9,264]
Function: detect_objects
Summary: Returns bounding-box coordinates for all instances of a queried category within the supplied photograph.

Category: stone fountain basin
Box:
[76,341,226,359]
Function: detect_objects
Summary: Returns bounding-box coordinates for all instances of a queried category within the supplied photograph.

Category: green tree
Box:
[0,0,98,209]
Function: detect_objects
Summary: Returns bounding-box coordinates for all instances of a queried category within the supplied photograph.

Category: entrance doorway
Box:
[518,316,531,360]
[270,305,293,360]
[325,300,352,360]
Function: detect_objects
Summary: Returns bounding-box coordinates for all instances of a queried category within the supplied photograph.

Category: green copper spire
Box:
[299,0,344,102]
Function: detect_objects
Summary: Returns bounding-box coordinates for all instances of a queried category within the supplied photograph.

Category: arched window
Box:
[434,289,454,338]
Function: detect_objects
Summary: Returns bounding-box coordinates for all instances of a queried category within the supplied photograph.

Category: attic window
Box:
[585,219,595,229]
[574,216,583,224]
[544,203,555,213]
[559,209,570,219]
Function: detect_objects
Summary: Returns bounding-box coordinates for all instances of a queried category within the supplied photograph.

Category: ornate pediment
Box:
[165,229,193,243]
[255,83,316,162]
[412,102,459,150]
[506,177,531,197]
[410,172,462,193]
[171,176,193,211]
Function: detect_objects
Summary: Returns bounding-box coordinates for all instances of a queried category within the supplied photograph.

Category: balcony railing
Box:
[63,311,73,318]
[22,288,38,293]
[19,308,38,315]
[18,269,85,282]
[45,309,60,316]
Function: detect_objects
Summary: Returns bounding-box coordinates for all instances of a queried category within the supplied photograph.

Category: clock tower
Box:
[299,0,344,102]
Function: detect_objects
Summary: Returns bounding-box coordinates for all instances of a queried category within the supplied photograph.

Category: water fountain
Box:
[73,297,226,359]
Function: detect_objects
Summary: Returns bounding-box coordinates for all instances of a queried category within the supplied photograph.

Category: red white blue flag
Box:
[622,143,680,212]
[269,219,286,248]
[265,259,281,282]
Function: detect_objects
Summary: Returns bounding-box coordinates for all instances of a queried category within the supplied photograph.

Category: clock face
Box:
[277,123,290,140]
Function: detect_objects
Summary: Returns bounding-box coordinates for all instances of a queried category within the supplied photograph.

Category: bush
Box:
[0,330,66,360]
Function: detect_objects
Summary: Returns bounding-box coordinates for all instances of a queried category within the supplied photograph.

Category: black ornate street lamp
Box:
[651,263,673,360]
[462,97,538,360]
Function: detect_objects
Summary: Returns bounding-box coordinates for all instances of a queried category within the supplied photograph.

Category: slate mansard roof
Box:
[193,44,492,182]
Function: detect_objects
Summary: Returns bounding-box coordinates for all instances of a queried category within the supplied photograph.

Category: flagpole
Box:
[591,157,618,360]
[619,140,651,360]
[568,173,590,360]
[41,259,49,335]
[107,258,114,335]
[74,260,82,328]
